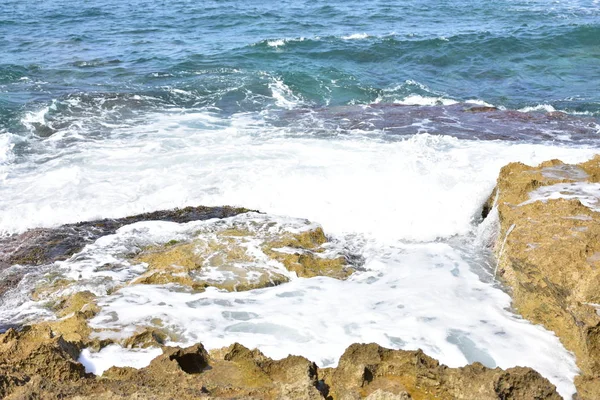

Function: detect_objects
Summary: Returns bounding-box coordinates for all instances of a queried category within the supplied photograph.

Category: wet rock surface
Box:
[0,325,560,399]
[132,224,354,292]
[483,155,600,398]
[275,103,600,144]
[0,206,254,297]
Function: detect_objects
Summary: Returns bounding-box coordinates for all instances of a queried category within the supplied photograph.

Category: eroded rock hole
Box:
[170,352,208,374]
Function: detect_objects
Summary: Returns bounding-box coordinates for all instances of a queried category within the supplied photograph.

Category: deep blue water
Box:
[1,0,600,132]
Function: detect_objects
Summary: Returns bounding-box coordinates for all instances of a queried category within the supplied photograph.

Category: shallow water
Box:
[1,0,600,398]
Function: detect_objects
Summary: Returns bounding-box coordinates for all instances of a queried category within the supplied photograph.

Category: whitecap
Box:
[519,104,557,113]
[267,76,302,109]
[267,39,285,47]
[341,33,369,40]
[0,132,15,166]
[393,94,458,106]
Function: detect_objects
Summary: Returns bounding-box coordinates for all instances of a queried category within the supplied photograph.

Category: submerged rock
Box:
[275,103,600,144]
[0,325,560,399]
[483,155,600,398]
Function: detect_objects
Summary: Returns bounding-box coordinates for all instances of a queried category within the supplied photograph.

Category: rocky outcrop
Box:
[0,325,560,399]
[483,155,600,398]
[0,206,254,297]
[325,343,559,400]
[0,208,358,361]
[132,223,354,292]
[1,206,355,304]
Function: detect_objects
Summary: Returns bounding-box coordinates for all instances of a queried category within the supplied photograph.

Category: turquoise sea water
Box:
[2,0,600,131]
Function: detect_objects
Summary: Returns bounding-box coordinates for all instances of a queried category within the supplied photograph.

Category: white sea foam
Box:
[0,111,596,240]
[263,37,305,48]
[524,182,600,211]
[267,77,302,109]
[0,132,14,165]
[168,88,194,97]
[465,99,498,108]
[267,39,285,47]
[519,104,557,113]
[21,104,52,131]
[341,33,369,40]
[36,217,576,398]
[0,132,15,183]
[79,345,162,375]
[394,94,458,106]
[375,80,460,106]
[2,210,578,396]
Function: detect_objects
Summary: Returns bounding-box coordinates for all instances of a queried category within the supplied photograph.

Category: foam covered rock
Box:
[0,205,253,297]
[132,220,354,292]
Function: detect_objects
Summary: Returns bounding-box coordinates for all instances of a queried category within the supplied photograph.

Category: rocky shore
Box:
[0,325,559,399]
[482,155,600,399]
[0,204,560,399]
[2,154,600,398]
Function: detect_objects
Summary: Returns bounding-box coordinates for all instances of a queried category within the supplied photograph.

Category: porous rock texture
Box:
[132,224,355,292]
[0,326,560,399]
[483,155,600,398]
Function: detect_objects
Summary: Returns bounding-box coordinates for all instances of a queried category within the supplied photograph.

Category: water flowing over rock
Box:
[482,155,600,398]
[0,206,254,298]
[132,222,354,292]
[0,208,357,350]
[275,103,600,144]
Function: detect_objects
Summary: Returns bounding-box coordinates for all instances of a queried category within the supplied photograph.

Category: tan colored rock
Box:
[54,291,100,318]
[263,226,351,280]
[132,223,354,292]
[31,276,76,301]
[364,389,412,400]
[0,325,87,398]
[484,155,600,398]
[326,343,559,400]
[0,325,561,400]
[122,328,169,349]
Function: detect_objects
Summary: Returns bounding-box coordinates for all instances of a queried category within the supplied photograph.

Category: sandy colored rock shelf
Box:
[483,155,600,398]
[0,325,559,399]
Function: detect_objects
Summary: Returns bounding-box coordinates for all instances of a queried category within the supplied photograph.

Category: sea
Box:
[1,0,600,397]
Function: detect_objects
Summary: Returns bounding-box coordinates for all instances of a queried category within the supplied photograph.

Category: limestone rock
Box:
[263,227,354,280]
[0,326,87,397]
[132,220,355,292]
[0,327,561,400]
[326,343,559,400]
[483,155,600,398]
[54,291,100,319]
